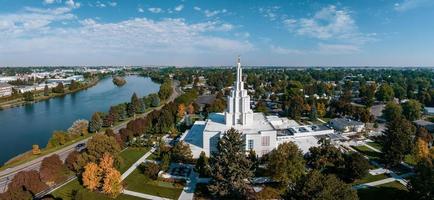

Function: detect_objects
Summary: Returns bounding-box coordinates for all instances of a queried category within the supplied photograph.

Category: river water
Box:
[0,76,160,165]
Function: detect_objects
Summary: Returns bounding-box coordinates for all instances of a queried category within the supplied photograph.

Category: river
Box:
[0,76,160,165]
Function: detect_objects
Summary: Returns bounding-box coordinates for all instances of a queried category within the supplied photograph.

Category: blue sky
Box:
[1,0,434,66]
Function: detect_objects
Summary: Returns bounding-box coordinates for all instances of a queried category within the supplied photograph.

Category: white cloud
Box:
[0,8,252,66]
[258,6,280,21]
[394,0,434,12]
[65,0,80,9]
[193,6,201,11]
[294,5,356,40]
[148,7,163,13]
[203,9,227,17]
[174,4,184,12]
[96,1,106,8]
[270,45,304,55]
[108,2,117,7]
[43,0,56,4]
[138,8,144,13]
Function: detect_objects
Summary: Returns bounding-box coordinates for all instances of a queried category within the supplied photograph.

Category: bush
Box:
[139,162,160,180]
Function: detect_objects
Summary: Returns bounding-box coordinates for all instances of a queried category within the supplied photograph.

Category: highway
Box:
[0,81,181,193]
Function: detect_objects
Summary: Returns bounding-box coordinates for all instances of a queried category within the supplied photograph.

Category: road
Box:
[0,80,181,193]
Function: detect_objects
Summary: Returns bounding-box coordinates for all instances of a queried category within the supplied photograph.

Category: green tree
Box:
[382,101,402,122]
[158,80,172,100]
[89,112,103,133]
[376,83,395,102]
[23,91,34,101]
[306,138,343,170]
[151,95,160,107]
[407,159,434,200]
[52,82,65,93]
[195,151,211,177]
[285,170,358,200]
[381,117,415,167]
[139,162,160,180]
[84,134,122,165]
[69,80,79,90]
[341,153,370,182]
[160,153,171,172]
[171,141,193,163]
[267,142,305,188]
[287,95,305,120]
[44,84,50,96]
[402,99,422,121]
[208,128,253,198]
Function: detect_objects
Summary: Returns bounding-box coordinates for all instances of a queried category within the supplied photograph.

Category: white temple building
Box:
[180,57,334,158]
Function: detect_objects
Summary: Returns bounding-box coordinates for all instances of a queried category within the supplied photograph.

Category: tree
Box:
[52,82,65,93]
[414,138,430,162]
[208,128,253,198]
[382,101,402,122]
[317,102,326,118]
[85,134,122,164]
[376,83,394,102]
[306,138,343,170]
[407,159,434,200]
[158,80,172,100]
[285,170,358,200]
[44,84,50,96]
[402,99,422,121]
[89,112,103,133]
[381,117,415,167]
[177,103,186,119]
[46,131,68,148]
[267,142,305,188]
[82,162,102,191]
[287,95,305,120]
[99,152,114,171]
[341,153,370,182]
[127,103,135,117]
[187,103,195,115]
[68,119,89,136]
[151,95,160,107]
[139,162,160,180]
[130,93,142,114]
[65,150,86,173]
[160,153,171,172]
[69,80,80,90]
[23,91,34,101]
[32,144,41,155]
[309,102,318,121]
[102,168,123,198]
[39,154,69,185]
[195,151,211,177]
[171,141,193,163]
[1,170,47,200]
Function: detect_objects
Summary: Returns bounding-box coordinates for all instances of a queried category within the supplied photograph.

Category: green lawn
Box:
[51,179,144,200]
[357,181,409,200]
[124,169,183,199]
[404,154,417,166]
[366,142,382,152]
[352,173,388,185]
[351,145,382,160]
[145,151,159,161]
[118,147,149,173]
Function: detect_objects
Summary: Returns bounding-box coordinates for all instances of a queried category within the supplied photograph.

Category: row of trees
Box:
[0,154,69,200]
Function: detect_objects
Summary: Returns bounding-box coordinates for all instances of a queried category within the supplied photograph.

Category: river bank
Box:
[0,78,100,110]
[0,76,161,165]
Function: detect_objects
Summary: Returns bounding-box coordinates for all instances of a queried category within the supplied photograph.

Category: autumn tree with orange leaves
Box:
[82,162,102,191]
[177,103,186,119]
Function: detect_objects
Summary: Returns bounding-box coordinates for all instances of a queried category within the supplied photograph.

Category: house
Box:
[329,118,365,133]
[0,83,13,97]
[424,107,434,116]
[413,119,434,132]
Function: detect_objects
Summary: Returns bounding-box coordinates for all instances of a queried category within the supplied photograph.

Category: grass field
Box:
[51,179,144,200]
[352,173,389,185]
[118,147,149,173]
[351,145,382,160]
[357,181,408,200]
[124,169,183,199]
[366,142,382,152]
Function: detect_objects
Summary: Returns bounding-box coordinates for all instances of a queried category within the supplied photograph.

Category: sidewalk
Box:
[123,189,172,200]
[121,147,156,180]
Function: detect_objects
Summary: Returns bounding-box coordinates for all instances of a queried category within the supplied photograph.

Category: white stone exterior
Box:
[181,56,336,158]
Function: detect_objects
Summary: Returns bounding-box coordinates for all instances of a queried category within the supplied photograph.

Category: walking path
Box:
[363,143,382,153]
[123,189,172,200]
[121,147,156,180]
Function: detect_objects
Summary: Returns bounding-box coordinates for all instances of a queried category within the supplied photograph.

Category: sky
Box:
[1,0,434,67]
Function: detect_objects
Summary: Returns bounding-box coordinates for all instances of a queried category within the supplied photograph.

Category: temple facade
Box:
[180,57,334,158]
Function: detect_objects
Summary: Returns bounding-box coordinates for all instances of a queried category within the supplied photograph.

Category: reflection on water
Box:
[0,76,159,165]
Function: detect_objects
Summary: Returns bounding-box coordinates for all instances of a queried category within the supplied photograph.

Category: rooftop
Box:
[205,112,274,134]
